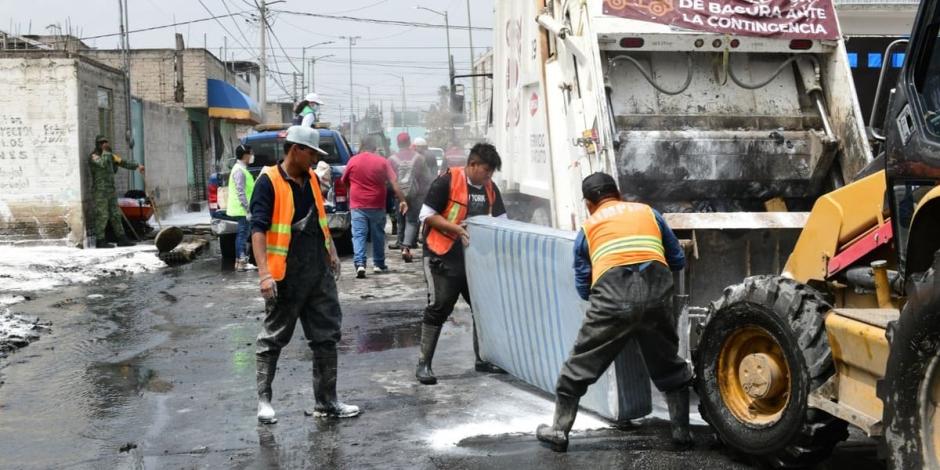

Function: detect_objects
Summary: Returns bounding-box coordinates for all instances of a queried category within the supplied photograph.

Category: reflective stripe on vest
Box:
[262,165,332,281]
[583,200,667,285]
[225,164,255,217]
[425,166,495,256]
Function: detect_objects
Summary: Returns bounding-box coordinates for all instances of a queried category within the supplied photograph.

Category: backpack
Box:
[394,150,417,195]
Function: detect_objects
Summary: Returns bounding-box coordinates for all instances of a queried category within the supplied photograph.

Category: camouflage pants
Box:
[93,190,126,240]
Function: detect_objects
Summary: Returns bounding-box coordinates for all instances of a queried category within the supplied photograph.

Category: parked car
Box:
[209,124,355,261]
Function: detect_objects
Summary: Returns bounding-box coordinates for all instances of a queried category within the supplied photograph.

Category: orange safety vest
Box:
[262,165,332,281]
[426,166,495,256]
[582,200,667,285]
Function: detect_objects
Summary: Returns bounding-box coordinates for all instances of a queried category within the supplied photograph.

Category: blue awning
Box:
[207,79,261,123]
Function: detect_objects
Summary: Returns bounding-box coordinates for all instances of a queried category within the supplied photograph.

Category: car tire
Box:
[334,233,353,256]
[219,233,236,261]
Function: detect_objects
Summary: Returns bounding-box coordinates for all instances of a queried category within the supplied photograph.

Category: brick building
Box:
[84,45,261,210]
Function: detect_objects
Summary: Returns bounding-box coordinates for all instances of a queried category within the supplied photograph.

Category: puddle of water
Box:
[338,308,422,354]
[87,361,174,401]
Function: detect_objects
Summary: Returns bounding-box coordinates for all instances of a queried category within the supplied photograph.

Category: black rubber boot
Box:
[95,239,116,249]
[472,319,506,374]
[666,388,693,447]
[256,355,278,424]
[416,324,441,385]
[308,353,360,418]
[116,237,135,247]
[536,394,580,452]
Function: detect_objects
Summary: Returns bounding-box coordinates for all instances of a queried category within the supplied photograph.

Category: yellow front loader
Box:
[693,1,940,467]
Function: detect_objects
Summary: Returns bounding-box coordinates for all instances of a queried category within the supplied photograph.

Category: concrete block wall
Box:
[139,100,190,214]
[0,54,127,245]
[84,49,253,109]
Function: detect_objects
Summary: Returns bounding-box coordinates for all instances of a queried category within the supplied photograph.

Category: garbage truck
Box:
[486,0,874,311]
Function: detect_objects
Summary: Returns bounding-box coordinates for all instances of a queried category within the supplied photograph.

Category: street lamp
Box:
[385,73,407,127]
[339,35,361,140]
[415,5,452,84]
[307,54,334,94]
[300,41,333,96]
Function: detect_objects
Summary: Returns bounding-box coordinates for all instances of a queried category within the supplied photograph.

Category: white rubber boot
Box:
[257,399,277,424]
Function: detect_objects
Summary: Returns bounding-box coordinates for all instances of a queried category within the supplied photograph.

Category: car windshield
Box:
[318,134,344,165]
[249,139,281,168]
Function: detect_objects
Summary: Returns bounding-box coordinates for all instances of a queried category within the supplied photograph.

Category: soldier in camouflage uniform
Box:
[89,135,145,249]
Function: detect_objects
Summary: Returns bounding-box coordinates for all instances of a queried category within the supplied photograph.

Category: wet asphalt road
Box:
[0,243,887,469]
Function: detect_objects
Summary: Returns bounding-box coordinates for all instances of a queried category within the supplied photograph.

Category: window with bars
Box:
[97,87,113,141]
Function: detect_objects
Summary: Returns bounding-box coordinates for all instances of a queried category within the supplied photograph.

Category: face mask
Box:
[248,155,255,165]
[310,104,321,114]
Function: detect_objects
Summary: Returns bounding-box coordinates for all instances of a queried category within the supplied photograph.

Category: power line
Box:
[263,12,300,74]
[80,11,250,40]
[197,0,250,51]
[271,9,492,32]
[220,0,254,54]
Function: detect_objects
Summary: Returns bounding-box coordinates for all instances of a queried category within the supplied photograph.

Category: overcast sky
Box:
[0,0,495,123]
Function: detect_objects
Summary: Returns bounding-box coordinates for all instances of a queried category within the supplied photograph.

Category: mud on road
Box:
[0,244,887,469]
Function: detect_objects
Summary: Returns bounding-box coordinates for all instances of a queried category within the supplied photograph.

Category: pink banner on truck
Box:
[603,0,840,41]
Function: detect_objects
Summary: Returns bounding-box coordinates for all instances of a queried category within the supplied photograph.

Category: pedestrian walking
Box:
[227,144,256,271]
[536,172,692,452]
[292,92,324,128]
[388,132,432,262]
[415,143,508,385]
[413,137,438,179]
[88,135,144,249]
[250,126,359,424]
[340,136,408,278]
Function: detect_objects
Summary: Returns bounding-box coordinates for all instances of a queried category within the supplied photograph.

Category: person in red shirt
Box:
[340,136,408,278]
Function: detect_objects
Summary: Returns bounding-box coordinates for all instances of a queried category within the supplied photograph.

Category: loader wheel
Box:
[880,253,940,470]
[695,275,848,468]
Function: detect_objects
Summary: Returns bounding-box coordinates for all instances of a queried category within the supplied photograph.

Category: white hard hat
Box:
[286,126,328,155]
[413,137,428,146]
[304,92,324,105]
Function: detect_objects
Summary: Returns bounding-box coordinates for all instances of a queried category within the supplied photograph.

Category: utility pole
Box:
[341,36,361,141]
[258,1,267,123]
[466,0,477,136]
[309,54,333,94]
[300,41,333,96]
[386,73,406,128]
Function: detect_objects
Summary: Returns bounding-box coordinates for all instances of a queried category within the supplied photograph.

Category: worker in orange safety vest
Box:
[414,143,509,385]
[536,172,692,452]
[249,126,359,424]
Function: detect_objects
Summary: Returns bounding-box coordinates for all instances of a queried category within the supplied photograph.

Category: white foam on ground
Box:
[426,396,610,449]
[0,245,165,293]
[154,210,210,227]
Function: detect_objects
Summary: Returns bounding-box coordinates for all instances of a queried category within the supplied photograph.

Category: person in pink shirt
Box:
[340,136,408,278]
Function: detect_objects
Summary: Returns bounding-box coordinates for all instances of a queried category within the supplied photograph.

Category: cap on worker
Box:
[285,126,328,155]
[413,137,428,147]
[581,172,619,202]
[95,134,109,143]
[397,132,411,145]
[304,92,324,105]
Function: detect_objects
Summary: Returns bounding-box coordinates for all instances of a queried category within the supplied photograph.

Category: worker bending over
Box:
[536,172,692,452]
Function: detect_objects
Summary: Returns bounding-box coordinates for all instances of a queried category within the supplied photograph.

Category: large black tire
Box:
[695,275,848,468]
[880,252,940,470]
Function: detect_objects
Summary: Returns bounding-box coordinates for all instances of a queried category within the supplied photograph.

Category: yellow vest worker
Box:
[537,172,693,453]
